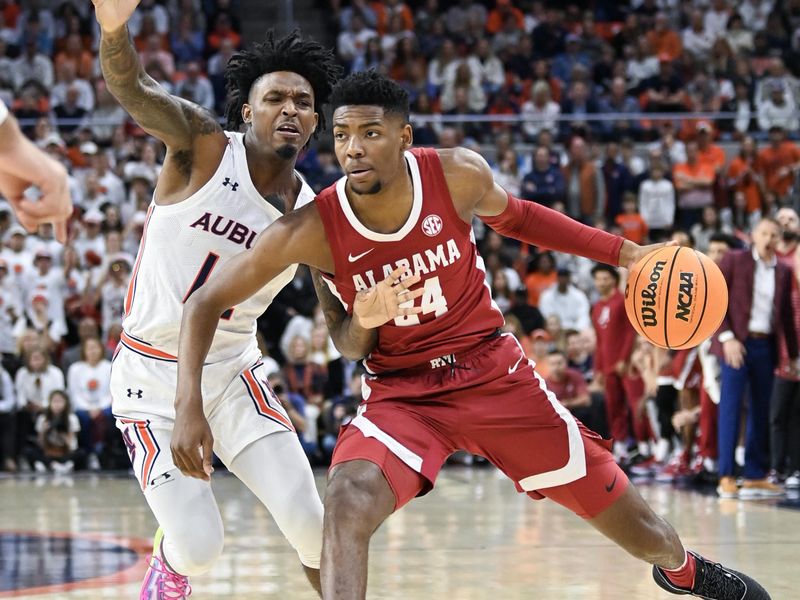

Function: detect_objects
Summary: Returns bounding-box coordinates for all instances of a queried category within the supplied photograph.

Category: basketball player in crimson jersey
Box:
[173,72,771,599]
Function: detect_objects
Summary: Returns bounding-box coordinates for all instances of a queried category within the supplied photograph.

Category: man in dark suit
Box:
[714,218,798,499]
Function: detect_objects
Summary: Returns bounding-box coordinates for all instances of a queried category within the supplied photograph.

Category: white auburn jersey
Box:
[121,131,314,363]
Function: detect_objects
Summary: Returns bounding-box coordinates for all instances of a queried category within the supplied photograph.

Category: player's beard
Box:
[353,181,382,195]
[276,144,298,160]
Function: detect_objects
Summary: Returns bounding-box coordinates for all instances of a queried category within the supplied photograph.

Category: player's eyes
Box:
[366,131,379,138]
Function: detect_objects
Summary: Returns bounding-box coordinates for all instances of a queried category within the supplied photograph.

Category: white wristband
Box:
[0,101,8,125]
[718,330,735,343]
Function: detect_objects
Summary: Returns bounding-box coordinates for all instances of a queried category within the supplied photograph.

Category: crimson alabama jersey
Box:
[317,147,504,373]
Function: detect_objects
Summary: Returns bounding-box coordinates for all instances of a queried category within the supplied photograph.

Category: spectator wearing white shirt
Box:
[79,171,112,214]
[521,81,561,142]
[724,13,753,55]
[467,38,505,94]
[14,347,65,463]
[25,224,63,267]
[0,225,33,283]
[98,255,131,339]
[0,360,15,471]
[15,293,67,352]
[738,0,773,33]
[91,152,126,207]
[757,83,800,132]
[23,247,67,327]
[639,162,676,241]
[337,14,377,68]
[11,37,54,90]
[74,209,108,268]
[68,337,112,466]
[626,38,659,91]
[682,9,715,62]
[440,61,486,113]
[539,268,592,332]
[704,0,730,40]
[0,259,21,361]
[427,38,457,91]
[50,62,94,113]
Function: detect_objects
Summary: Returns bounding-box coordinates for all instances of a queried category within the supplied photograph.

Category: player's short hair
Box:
[330,70,410,122]
[591,263,620,283]
[224,30,340,133]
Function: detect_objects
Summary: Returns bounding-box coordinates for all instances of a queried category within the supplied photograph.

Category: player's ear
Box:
[241,103,252,125]
[401,123,413,149]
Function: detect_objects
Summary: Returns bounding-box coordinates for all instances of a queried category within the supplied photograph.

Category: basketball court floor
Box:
[1,467,797,599]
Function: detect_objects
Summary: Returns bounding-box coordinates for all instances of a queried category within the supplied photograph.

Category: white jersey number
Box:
[393,276,448,326]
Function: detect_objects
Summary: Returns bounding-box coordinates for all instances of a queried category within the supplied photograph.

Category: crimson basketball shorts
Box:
[332,333,628,519]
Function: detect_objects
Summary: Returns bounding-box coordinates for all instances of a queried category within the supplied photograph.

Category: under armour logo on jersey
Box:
[422,214,443,237]
[127,388,143,399]
[222,177,239,191]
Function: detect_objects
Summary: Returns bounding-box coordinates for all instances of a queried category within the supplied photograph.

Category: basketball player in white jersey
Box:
[94,2,364,597]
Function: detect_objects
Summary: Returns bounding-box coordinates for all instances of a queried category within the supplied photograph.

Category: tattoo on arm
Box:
[99,26,220,151]
[311,268,377,360]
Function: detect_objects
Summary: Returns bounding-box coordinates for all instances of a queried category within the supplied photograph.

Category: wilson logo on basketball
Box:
[675,272,695,322]
[422,214,443,237]
[640,260,667,327]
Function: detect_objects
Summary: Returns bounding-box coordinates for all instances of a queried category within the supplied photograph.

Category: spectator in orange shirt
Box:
[695,121,726,174]
[646,12,682,61]
[372,0,414,35]
[55,34,94,81]
[673,141,716,229]
[615,193,649,244]
[757,125,800,204]
[486,0,524,35]
[726,136,764,217]
[525,251,558,308]
[207,11,241,52]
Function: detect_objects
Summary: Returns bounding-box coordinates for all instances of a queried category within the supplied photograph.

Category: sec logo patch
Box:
[422,214,443,237]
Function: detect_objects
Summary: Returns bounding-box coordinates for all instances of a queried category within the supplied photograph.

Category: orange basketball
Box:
[624,246,728,350]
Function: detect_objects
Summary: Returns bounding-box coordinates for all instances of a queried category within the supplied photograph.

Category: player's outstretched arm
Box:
[0,108,72,242]
[94,0,221,151]
[173,205,328,479]
[443,148,670,269]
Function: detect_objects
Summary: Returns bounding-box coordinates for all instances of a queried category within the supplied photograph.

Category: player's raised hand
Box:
[171,403,215,481]
[92,0,142,33]
[353,266,424,329]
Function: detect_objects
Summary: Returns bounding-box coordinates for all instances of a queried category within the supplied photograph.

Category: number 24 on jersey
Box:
[394,276,448,326]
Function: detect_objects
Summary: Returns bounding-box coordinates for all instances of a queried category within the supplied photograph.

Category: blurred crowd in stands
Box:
[1,0,799,500]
